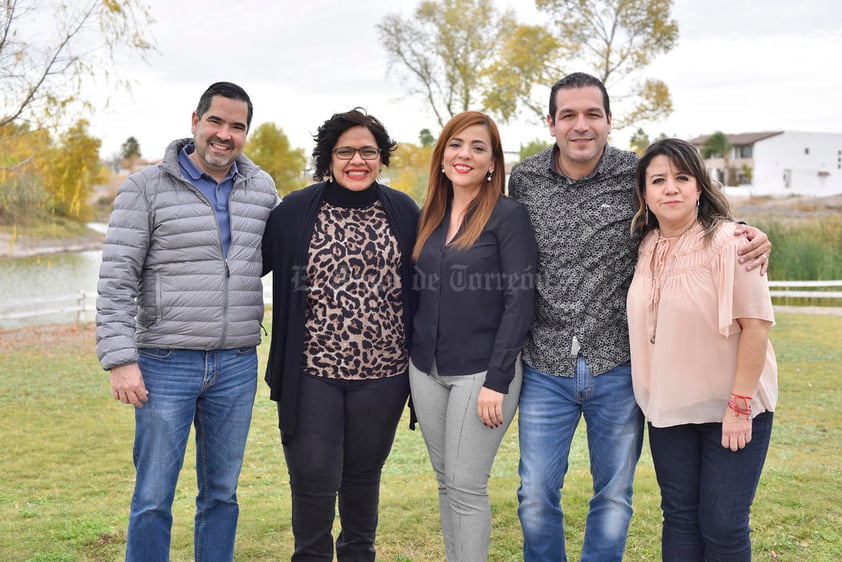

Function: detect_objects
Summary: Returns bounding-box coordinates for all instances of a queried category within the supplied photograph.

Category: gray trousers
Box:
[409,360,522,562]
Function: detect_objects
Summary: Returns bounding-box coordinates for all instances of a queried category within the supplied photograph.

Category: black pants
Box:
[281,373,409,562]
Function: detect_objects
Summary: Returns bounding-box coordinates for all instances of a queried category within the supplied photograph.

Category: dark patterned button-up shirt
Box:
[508,144,640,377]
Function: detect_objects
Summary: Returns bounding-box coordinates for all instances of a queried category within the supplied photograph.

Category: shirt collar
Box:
[549,144,606,182]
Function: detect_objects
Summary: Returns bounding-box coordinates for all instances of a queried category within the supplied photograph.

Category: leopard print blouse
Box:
[301,199,408,380]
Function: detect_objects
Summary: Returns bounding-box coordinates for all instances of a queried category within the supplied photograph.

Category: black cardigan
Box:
[261,181,419,439]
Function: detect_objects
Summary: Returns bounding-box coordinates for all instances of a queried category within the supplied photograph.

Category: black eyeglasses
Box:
[333,146,381,160]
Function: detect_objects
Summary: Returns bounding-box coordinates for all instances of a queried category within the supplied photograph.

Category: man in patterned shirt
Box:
[508,72,771,562]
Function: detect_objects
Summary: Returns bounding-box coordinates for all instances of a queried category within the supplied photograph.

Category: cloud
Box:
[87,0,842,159]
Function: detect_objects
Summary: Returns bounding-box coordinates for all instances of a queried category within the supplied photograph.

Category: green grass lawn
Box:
[1,311,840,561]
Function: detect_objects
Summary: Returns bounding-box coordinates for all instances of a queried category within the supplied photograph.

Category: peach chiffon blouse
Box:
[627,221,778,428]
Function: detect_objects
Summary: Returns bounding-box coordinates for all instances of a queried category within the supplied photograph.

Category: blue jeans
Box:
[517,357,644,562]
[648,412,774,561]
[128,347,258,562]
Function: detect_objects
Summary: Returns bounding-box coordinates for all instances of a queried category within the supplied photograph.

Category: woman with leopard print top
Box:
[262,108,419,562]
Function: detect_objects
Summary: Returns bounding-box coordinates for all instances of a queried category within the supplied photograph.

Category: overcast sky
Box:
[86,0,842,160]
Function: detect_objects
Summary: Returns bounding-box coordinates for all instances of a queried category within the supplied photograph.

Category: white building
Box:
[689,131,842,196]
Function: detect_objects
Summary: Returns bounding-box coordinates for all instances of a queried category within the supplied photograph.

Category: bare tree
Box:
[377,0,515,128]
[380,0,678,129]
[531,0,678,127]
[0,0,155,131]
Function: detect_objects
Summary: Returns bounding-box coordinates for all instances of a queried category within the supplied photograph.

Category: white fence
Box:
[0,289,275,329]
[3,281,842,330]
[0,291,94,326]
[767,280,842,299]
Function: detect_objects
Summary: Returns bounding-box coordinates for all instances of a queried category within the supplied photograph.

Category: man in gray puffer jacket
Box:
[96,81,278,562]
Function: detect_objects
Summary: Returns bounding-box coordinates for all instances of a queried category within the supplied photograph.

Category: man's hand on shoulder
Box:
[735,224,771,276]
[110,363,149,408]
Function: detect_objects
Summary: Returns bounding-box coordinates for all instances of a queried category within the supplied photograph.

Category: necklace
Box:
[658,219,698,241]
[658,232,682,241]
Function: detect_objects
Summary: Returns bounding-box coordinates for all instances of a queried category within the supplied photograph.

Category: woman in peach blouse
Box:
[626,138,777,561]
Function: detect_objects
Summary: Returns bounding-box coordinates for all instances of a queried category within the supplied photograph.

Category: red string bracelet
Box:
[728,394,752,419]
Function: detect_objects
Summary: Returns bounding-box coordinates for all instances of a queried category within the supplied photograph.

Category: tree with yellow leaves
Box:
[37,119,106,222]
[387,142,434,204]
[1,0,154,226]
[244,122,308,197]
[0,0,154,134]
[377,0,516,129]
[379,0,678,130]
[0,123,51,223]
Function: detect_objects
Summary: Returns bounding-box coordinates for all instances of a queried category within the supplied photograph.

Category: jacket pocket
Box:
[155,271,163,323]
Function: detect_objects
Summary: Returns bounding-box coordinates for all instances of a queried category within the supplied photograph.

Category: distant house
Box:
[117,157,159,176]
[689,131,842,196]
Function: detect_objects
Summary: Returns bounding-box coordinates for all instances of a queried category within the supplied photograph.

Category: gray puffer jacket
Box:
[96,138,279,371]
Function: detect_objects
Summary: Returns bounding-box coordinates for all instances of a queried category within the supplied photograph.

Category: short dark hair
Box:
[548,72,611,120]
[311,108,397,181]
[196,82,254,127]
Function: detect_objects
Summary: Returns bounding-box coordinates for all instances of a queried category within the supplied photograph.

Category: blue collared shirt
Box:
[178,144,238,256]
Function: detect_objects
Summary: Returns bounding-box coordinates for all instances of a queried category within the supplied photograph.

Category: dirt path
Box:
[0,322,96,353]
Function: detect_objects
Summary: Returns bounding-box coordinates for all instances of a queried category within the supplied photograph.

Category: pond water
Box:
[0,249,103,330]
[0,224,273,330]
